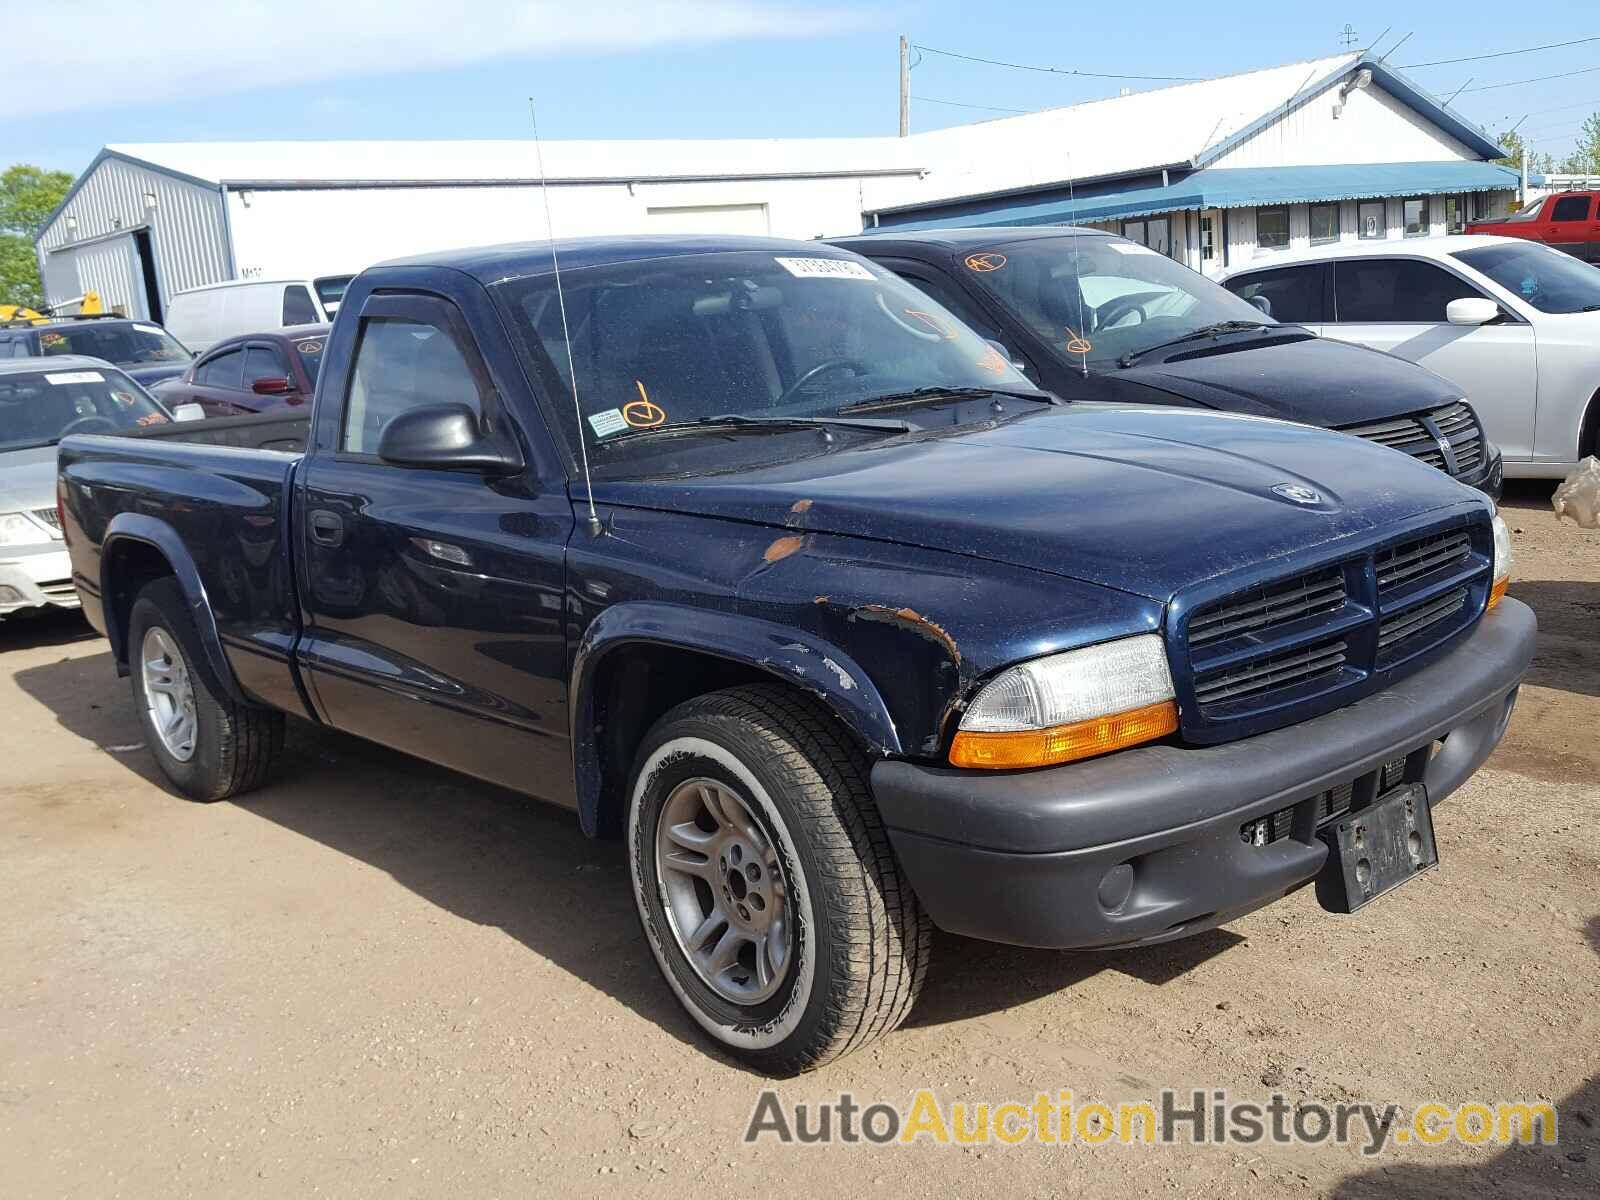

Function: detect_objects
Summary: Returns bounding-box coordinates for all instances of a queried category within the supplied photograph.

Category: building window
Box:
[1443,195,1466,233]
[1358,201,1385,239]
[1403,197,1429,237]
[1200,215,1215,262]
[1310,204,1340,244]
[1256,206,1290,250]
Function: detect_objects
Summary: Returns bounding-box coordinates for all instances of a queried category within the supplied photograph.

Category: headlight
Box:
[1488,513,1512,610]
[949,635,1178,769]
[0,512,52,547]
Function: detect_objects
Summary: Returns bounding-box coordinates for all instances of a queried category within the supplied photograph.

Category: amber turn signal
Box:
[949,699,1179,769]
[1487,575,1508,611]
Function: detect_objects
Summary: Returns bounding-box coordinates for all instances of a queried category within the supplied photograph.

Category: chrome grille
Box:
[1342,412,1445,468]
[1431,403,1483,472]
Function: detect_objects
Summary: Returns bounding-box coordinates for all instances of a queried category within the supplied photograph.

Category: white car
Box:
[1220,235,1600,479]
[163,275,353,354]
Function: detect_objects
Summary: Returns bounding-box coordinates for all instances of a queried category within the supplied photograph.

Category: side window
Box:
[895,267,1004,341]
[343,316,485,455]
[243,344,290,388]
[1333,259,1479,323]
[197,348,244,389]
[1226,266,1324,323]
[1551,195,1593,222]
[282,285,319,326]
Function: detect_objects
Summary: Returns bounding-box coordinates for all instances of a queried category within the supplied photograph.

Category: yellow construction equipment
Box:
[0,291,105,325]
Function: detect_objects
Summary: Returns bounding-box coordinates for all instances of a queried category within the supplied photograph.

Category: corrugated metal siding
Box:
[37,156,230,310]
[48,235,148,319]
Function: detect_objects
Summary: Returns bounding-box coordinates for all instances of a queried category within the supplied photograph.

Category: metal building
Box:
[33,138,926,319]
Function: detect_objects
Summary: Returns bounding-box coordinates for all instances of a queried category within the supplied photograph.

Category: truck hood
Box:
[1113,333,1461,427]
[0,446,60,514]
[595,404,1477,603]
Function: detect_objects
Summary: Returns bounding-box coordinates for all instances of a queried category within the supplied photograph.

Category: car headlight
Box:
[949,635,1178,769]
[1488,513,1512,610]
[0,512,52,547]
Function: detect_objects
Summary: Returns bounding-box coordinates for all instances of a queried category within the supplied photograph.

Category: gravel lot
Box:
[2,481,1597,1199]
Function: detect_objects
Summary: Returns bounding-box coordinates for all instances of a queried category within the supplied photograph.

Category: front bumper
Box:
[871,598,1535,950]
[0,546,80,616]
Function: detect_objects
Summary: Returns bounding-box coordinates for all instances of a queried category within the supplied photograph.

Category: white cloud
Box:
[7,1,873,117]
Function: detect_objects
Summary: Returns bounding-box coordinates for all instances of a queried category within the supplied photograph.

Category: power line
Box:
[911,42,1203,83]
[911,94,1031,114]
[1490,95,1600,120]
[1399,35,1600,68]
[1462,64,1600,93]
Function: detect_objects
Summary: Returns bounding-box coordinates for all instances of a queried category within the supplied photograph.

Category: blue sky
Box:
[4,1,1597,177]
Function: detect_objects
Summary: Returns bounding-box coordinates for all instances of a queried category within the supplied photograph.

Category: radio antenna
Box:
[529,98,602,538]
[1065,149,1089,378]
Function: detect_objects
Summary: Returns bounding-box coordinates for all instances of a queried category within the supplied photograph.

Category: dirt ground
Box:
[2,481,1597,1199]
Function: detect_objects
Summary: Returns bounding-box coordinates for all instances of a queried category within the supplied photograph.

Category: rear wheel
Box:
[128,578,284,801]
[627,684,930,1074]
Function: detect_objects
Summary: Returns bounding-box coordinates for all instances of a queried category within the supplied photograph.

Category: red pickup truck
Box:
[1466,191,1600,263]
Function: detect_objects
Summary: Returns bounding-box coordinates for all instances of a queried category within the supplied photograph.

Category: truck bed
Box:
[58,418,311,720]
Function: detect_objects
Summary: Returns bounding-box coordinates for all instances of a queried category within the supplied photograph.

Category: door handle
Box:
[308,509,344,547]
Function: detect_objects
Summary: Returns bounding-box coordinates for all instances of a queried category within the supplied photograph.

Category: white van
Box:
[163,276,354,353]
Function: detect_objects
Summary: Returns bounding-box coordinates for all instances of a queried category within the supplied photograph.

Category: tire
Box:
[627,684,931,1074]
[128,577,284,802]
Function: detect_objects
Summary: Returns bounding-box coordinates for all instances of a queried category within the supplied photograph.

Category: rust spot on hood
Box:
[763,534,806,564]
[790,498,813,514]
[849,604,961,666]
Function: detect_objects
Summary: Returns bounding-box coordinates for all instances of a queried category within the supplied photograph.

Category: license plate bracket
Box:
[1315,785,1437,913]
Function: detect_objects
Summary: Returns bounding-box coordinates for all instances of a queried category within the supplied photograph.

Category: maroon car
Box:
[152,324,328,417]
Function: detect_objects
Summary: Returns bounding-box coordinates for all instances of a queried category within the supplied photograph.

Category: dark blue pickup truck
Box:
[58,235,1534,1074]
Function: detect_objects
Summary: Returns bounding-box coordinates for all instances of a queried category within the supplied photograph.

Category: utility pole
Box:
[899,35,910,137]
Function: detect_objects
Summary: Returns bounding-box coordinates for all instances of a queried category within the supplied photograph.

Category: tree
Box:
[1557,113,1600,176]
[1492,130,1555,175]
[0,163,74,310]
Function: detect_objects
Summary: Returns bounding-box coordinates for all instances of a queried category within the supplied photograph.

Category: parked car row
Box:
[55,233,1532,1073]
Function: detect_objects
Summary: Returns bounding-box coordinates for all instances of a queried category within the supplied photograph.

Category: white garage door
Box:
[42,233,148,319]
[645,204,770,235]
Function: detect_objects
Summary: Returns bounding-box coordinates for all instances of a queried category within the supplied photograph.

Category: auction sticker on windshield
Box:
[587,408,629,438]
[774,257,876,281]
[45,371,105,385]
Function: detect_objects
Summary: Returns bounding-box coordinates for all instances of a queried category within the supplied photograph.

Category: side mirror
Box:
[376,403,524,474]
[172,402,205,422]
[1446,297,1500,326]
[251,375,293,395]
[984,338,1031,376]
[1246,294,1274,318]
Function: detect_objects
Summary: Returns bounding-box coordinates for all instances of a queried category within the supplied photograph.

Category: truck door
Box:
[295,289,577,806]
[1543,194,1598,262]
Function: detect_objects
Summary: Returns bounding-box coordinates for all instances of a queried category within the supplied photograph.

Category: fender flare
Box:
[568,601,901,837]
[101,513,245,703]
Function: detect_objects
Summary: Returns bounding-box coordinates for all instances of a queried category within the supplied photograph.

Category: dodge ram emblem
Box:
[1271,483,1322,505]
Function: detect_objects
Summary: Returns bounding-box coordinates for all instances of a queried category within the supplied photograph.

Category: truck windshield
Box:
[494,250,1030,476]
[1454,242,1600,314]
[37,322,191,365]
[960,235,1276,369]
[0,366,169,451]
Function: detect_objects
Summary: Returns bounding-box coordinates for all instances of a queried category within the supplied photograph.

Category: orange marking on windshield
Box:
[623,380,666,428]
[903,309,957,340]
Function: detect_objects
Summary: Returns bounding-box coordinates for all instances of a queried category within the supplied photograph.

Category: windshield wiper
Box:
[594,413,911,448]
[836,385,1061,415]
[1117,321,1270,368]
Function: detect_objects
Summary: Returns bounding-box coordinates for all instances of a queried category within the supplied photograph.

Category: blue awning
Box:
[874,161,1525,229]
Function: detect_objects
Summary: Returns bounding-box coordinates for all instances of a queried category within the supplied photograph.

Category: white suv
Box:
[1220,235,1600,479]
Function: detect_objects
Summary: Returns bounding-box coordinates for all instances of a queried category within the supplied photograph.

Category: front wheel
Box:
[627,685,930,1074]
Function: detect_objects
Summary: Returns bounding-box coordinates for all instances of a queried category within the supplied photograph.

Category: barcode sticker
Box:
[45,371,105,385]
[587,408,628,438]
[773,257,877,281]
